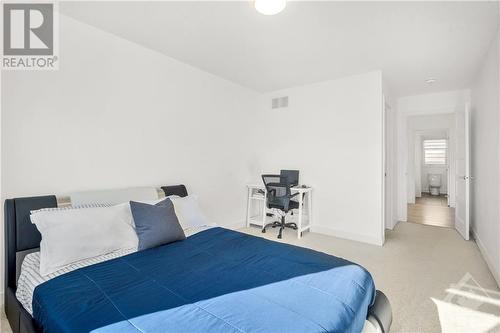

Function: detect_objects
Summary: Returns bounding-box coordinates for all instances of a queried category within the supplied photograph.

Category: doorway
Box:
[394,92,471,240]
[403,113,461,230]
[407,132,455,227]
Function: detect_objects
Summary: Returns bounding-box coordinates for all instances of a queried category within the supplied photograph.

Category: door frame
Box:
[454,103,470,240]
[381,96,387,243]
[396,108,457,223]
[413,128,451,200]
[383,101,397,231]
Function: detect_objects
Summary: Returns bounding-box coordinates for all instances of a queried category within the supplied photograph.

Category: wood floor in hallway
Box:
[407,193,455,228]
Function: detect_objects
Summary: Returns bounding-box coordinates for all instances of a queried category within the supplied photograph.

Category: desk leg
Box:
[246,188,251,228]
[297,194,303,239]
[262,192,267,230]
[307,191,312,229]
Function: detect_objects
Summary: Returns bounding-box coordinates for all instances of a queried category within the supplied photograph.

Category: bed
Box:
[4,185,392,333]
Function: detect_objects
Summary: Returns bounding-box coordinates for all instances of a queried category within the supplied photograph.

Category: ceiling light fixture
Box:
[425,78,437,84]
[255,0,287,15]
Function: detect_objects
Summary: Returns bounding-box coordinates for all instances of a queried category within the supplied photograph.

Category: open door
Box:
[455,103,470,240]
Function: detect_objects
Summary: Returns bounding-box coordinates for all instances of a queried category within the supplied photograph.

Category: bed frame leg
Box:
[368,290,392,333]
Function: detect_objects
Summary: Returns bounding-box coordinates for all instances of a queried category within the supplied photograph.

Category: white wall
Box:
[470,23,500,286]
[251,71,385,245]
[399,90,470,115]
[396,90,469,221]
[1,15,259,291]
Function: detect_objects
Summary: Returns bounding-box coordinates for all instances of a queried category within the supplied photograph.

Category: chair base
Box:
[262,215,297,239]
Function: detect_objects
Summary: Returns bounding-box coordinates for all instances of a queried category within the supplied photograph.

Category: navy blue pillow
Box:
[130,198,186,251]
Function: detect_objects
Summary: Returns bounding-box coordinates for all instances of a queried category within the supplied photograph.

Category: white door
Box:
[455,104,470,240]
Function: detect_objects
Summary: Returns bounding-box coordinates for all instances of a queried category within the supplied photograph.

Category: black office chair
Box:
[261,174,299,239]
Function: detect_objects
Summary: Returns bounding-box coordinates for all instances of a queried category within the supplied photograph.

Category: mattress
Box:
[32,227,376,333]
[16,226,213,315]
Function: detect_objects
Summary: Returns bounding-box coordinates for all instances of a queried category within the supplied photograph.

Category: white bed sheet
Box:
[16,226,213,315]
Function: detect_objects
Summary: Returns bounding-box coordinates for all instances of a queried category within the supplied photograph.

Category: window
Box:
[423,139,447,165]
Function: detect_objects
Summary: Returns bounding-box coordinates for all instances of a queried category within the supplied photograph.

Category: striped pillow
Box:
[31,203,112,214]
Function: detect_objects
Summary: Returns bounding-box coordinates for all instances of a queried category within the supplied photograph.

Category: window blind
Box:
[423,139,447,165]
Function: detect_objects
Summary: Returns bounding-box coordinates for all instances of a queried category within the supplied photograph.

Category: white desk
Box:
[246,184,312,239]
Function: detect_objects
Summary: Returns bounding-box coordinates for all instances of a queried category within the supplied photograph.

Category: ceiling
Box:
[60,1,499,96]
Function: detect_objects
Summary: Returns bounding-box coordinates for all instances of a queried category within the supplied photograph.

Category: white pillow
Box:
[31,204,138,276]
[141,195,180,205]
[169,195,210,230]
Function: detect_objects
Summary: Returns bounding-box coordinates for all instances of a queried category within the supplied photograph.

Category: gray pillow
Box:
[130,198,186,251]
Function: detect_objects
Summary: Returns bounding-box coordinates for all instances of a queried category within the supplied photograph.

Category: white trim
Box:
[311,225,384,246]
[471,228,500,288]
[391,220,402,230]
[381,95,387,242]
[396,111,408,222]
[222,220,246,231]
[421,191,450,196]
[402,106,456,116]
[383,97,398,232]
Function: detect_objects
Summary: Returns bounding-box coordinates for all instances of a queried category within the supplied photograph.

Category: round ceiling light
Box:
[255,0,287,15]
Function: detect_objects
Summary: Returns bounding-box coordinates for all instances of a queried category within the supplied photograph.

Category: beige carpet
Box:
[0,303,10,333]
[2,222,499,333]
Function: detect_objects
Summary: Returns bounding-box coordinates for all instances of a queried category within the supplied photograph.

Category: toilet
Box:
[428,174,442,196]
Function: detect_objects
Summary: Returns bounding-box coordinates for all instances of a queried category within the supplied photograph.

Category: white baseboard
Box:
[471,228,500,288]
[388,220,402,230]
[421,191,448,195]
[222,220,246,231]
[310,225,383,246]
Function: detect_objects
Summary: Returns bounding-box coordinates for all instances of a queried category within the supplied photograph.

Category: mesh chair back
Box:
[262,174,291,211]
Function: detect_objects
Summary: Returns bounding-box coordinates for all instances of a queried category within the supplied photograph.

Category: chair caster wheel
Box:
[261,229,266,233]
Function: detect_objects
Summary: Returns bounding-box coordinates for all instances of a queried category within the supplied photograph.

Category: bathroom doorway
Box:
[407,128,455,228]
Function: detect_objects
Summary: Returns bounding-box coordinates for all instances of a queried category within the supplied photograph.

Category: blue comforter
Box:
[33,228,375,333]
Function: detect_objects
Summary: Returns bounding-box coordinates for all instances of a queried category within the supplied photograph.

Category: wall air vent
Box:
[272,97,280,109]
[271,96,289,109]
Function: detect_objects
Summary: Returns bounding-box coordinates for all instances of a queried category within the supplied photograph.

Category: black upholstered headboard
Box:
[4,196,57,290]
[3,184,188,291]
[161,185,188,198]
[3,184,188,333]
